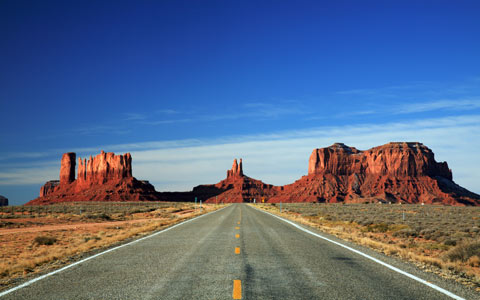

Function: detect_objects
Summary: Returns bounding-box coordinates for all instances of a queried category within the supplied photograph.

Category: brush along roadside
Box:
[0,202,225,292]
[252,203,480,291]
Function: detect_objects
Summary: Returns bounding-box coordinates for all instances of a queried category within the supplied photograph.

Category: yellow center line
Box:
[233,280,242,299]
[235,234,240,238]
[235,247,240,254]
[235,226,240,230]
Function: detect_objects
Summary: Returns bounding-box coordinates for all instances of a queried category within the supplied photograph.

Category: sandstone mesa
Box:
[27,143,480,206]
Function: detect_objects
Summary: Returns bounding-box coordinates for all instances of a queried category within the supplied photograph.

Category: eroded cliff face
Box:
[272,142,478,205]
[60,153,76,185]
[308,142,452,179]
[28,151,159,204]
[77,151,132,188]
[227,158,243,178]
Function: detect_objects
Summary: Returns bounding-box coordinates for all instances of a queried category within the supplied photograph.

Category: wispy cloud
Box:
[155,109,179,115]
[335,82,430,97]
[123,113,147,121]
[143,101,309,125]
[335,79,480,105]
[395,99,480,114]
[72,125,132,136]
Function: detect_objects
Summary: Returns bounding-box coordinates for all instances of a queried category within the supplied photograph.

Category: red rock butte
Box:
[27,142,480,206]
[28,151,160,205]
[272,142,479,205]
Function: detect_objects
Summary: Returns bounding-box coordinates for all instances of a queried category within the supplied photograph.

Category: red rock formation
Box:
[227,158,243,178]
[60,153,76,185]
[77,151,132,188]
[39,180,60,197]
[193,159,277,203]
[28,143,480,206]
[28,151,159,205]
[271,142,479,205]
[308,142,451,179]
[187,143,479,205]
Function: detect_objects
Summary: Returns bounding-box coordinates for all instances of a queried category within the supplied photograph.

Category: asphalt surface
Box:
[2,204,477,299]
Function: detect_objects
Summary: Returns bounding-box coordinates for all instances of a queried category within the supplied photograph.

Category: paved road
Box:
[2,204,475,299]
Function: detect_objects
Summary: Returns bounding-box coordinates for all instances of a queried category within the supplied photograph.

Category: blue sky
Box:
[1,1,480,205]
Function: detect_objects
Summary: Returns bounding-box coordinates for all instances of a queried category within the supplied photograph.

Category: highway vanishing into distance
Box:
[1,204,476,299]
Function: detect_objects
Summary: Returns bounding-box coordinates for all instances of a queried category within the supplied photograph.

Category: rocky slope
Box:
[27,151,160,205]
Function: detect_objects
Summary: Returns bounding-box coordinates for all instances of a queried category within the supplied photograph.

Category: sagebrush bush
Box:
[34,236,57,246]
[444,240,480,262]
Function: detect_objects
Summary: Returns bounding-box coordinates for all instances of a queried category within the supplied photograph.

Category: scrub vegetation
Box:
[0,202,222,292]
[256,203,480,290]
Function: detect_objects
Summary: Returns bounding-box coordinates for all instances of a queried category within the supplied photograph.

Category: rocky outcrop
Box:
[308,142,451,179]
[60,153,76,185]
[227,158,243,178]
[270,142,479,205]
[156,159,277,203]
[0,195,8,206]
[39,180,60,197]
[28,151,160,205]
[205,158,276,203]
[77,151,132,186]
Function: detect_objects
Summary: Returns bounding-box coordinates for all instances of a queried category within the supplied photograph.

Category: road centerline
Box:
[233,280,242,299]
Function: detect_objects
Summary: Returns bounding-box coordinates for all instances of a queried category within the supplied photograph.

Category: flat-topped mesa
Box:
[227,158,244,178]
[77,150,132,185]
[60,153,76,185]
[308,142,452,179]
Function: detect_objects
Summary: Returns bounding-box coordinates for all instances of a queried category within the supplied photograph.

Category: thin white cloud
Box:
[395,99,480,114]
[335,82,429,96]
[144,101,308,125]
[155,109,179,114]
[123,113,147,121]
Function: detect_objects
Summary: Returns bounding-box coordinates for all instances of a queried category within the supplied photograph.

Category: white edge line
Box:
[0,205,229,298]
[252,206,465,300]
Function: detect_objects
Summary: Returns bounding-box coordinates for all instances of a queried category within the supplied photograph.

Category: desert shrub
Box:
[84,236,101,242]
[467,255,480,267]
[301,212,318,217]
[444,240,480,262]
[443,239,457,246]
[34,236,57,246]
[393,228,418,238]
[470,227,480,233]
[365,223,389,233]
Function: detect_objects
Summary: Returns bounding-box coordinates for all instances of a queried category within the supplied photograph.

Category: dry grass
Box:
[0,202,224,291]
[253,203,480,290]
